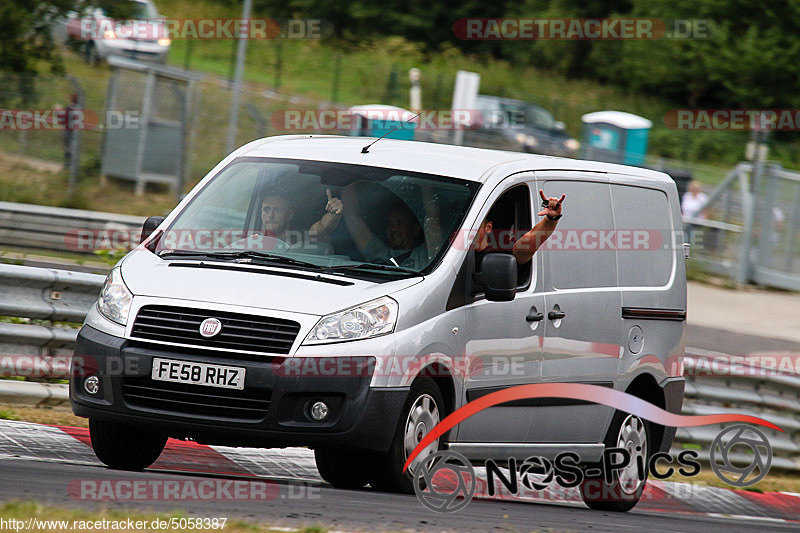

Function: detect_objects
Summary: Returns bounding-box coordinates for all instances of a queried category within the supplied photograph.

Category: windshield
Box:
[500,102,555,129]
[475,96,556,130]
[155,158,480,279]
[131,1,158,19]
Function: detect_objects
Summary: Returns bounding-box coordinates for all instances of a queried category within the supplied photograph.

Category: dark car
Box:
[463,95,580,157]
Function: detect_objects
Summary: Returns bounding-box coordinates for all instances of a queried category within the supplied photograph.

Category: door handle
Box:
[525,312,544,322]
[548,310,566,320]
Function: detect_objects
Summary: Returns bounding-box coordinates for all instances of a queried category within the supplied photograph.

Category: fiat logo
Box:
[199,318,222,338]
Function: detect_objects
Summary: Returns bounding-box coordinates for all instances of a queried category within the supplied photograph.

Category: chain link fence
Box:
[686,162,800,291]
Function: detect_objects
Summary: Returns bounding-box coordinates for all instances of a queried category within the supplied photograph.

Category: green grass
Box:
[0,408,21,421]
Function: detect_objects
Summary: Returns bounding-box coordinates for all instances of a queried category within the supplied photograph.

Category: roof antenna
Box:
[361,111,422,154]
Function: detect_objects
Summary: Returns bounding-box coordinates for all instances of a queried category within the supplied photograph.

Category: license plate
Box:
[151,358,246,390]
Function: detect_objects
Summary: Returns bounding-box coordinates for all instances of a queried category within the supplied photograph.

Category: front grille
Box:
[122,376,271,421]
[131,305,300,354]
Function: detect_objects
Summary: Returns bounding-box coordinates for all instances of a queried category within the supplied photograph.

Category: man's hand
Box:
[537,189,565,219]
[325,189,343,216]
[512,190,565,265]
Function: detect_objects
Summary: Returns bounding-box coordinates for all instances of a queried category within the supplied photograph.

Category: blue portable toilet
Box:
[580,111,652,166]
[347,105,417,140]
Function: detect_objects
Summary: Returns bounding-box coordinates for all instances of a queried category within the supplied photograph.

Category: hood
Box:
[120,249,423,317]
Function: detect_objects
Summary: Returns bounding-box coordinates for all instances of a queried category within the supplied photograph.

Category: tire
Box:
[580,411,650,512]
[368,378,446,493]
[314,448,371,489]
[89,418,167,471]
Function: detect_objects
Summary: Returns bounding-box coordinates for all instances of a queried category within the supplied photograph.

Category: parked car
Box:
[71,135,686,512]
[53,0,170,64]
[464,95,580,157]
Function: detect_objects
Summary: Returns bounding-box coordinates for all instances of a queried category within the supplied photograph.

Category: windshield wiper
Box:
[158,251,420,276]
[158,250,322,269]
[322,263,421,276]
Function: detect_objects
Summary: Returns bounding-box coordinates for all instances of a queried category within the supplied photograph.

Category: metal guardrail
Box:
[673,355,800,470]
[686,162,800,291]
[0,201,145,254]
[0,264,797,470]
[0,264,104,405]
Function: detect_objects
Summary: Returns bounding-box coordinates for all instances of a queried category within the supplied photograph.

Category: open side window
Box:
[480,184,533,289]
[446,184,533,309]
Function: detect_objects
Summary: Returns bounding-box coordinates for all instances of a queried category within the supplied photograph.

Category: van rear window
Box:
[611,184,674,287]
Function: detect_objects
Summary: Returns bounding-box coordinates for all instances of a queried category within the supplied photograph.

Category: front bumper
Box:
[96,40,168,62]
[71,325,407,452]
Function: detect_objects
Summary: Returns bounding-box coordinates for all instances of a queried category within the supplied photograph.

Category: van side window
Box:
[544,180,617,289]
[612,184,673,287]
[476,184,533,288]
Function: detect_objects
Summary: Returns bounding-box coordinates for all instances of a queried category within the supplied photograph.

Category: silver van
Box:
[71,135,686,511]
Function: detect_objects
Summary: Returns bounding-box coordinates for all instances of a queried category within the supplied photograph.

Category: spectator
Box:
[681,181,709,219]
[681,180,709,245]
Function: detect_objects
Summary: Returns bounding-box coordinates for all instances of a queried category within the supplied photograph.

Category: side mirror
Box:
[140,215,165,244]
[473,253,517,302]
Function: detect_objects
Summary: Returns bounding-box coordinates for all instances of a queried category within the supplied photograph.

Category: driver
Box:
[239,186,341,252]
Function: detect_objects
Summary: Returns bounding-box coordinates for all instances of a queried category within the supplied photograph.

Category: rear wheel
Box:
[89,418,166,471]
[580,412,650,512]
[314,448,370,489]
[369,378,445,493]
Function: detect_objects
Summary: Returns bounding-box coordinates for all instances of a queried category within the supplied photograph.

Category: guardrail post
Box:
[736,164,759,284]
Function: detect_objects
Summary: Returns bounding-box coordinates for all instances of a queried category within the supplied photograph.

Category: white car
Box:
[54,0,170,64]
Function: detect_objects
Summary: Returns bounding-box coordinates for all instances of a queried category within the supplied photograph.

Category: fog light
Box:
[84,375,100,395]
[310,401,329,421]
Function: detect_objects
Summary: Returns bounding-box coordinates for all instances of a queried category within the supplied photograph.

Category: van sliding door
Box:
[530,172,621,445]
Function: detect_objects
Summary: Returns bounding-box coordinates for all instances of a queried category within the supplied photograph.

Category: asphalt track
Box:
[2,459,799,532]
[1,324,799,532]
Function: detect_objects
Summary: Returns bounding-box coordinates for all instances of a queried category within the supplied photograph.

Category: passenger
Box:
[473,189,565,266]
[341,185,432,269]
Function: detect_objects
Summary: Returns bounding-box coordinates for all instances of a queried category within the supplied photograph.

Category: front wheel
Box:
[89,418,167,470]
[369,378,446,493]
[314,448,370,489]
[580,412,650,512]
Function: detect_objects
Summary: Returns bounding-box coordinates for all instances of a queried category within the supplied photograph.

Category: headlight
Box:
[303,296,398,345]
[564,138,580,151]
[103,29,116,39]
[157,37,171,46]
[515,133,538,147]
[97,267,132,325]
